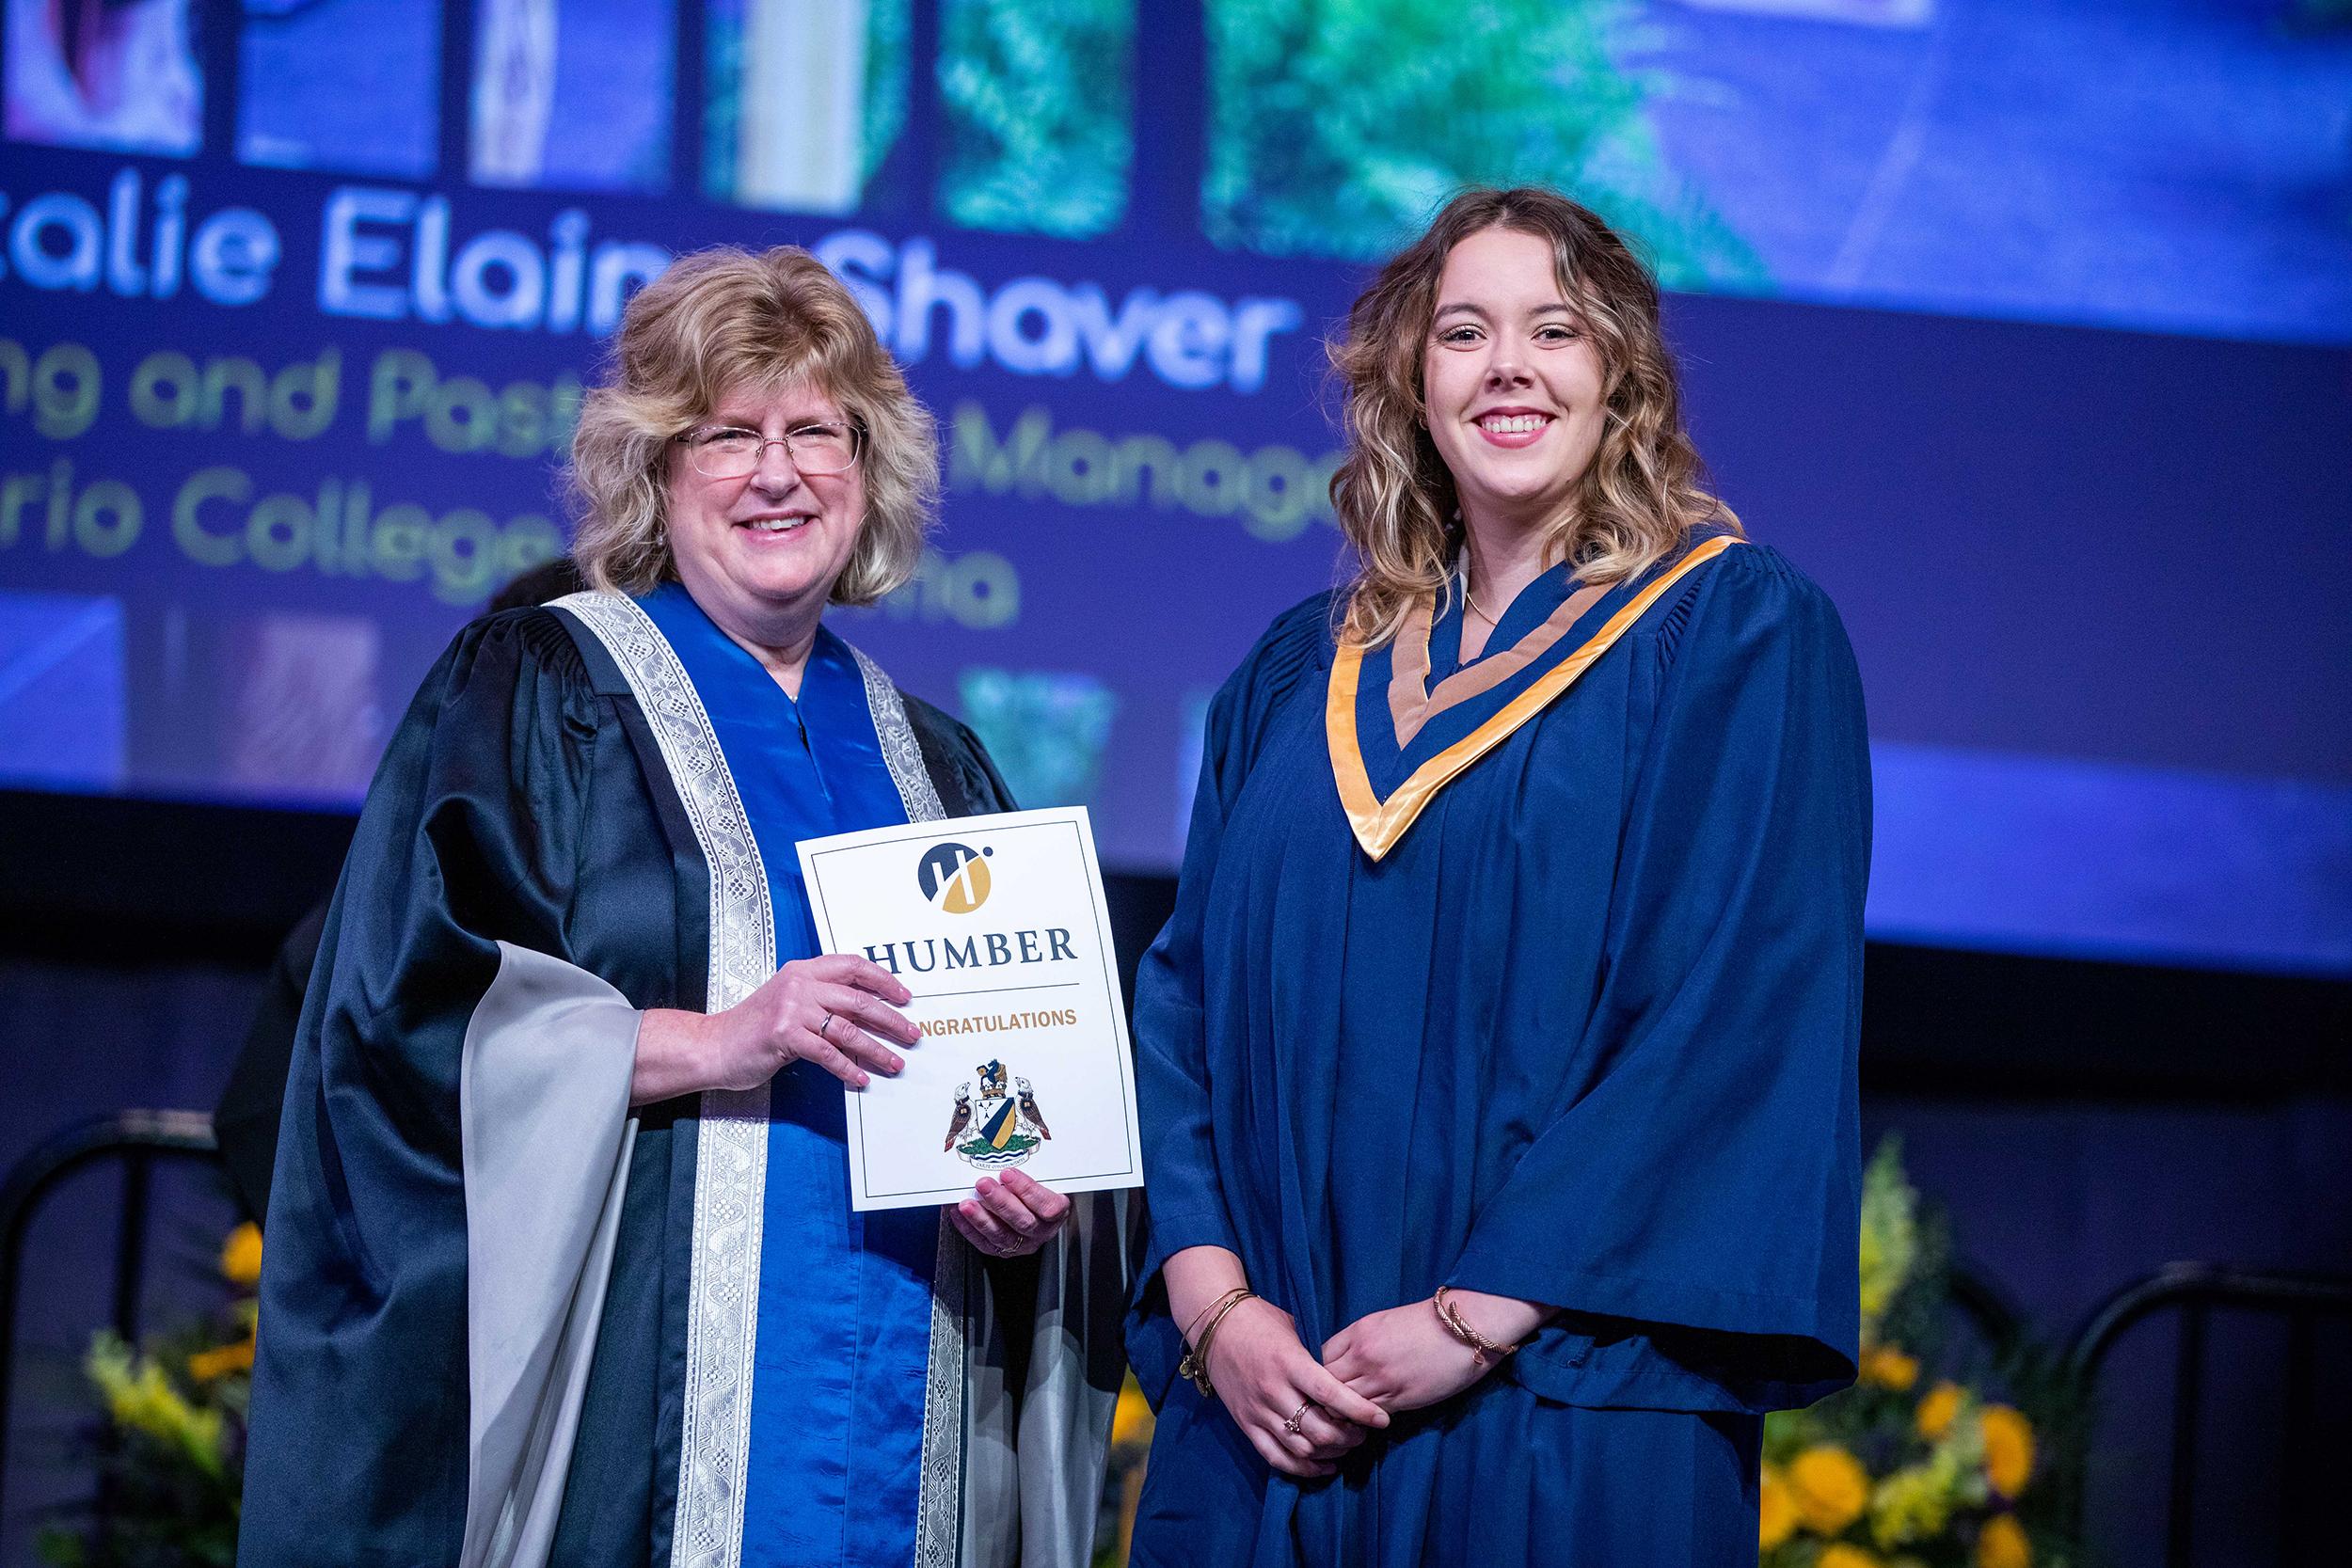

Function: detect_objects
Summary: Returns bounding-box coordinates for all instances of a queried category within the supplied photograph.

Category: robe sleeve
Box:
[1444,546,1870,1414]
[241,611,644,1567]
[212,899,329,1225]
[1127,595,1331,1401]
[918,698,1135,1568]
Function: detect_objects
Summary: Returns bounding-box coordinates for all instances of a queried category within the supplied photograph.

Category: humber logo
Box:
[917,841,993,914]
[866,838,1073,976]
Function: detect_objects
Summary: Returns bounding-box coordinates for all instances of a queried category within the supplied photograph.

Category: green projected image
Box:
[958,668,1120,811]
[701,0,1138,238]
[1201,0,1760,287]
[1192,0,2352,344]
[940,0,1136,238]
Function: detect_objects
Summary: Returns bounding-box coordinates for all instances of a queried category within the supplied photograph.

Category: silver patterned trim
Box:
[846,642,967,1568]
[550,592,773,1568]
[851,643,948,823]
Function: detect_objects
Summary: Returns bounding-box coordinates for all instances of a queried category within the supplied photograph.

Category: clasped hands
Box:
[632,953,1072,1259]
[1195,1281,1548,1481]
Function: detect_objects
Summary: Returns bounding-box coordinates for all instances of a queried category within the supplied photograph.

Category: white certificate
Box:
[796,805,1146,1212]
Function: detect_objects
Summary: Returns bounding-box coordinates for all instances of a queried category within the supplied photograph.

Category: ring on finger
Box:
[1283,1399,1316,1435]
[818,1009,839,1041]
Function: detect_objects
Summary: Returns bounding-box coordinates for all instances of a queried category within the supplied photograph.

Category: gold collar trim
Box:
[1390,580,1613,746]
[1327,534,1740,861]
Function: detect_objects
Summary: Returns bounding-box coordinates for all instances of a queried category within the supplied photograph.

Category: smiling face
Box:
[1422,226,1609,540]
[663,380,866,648]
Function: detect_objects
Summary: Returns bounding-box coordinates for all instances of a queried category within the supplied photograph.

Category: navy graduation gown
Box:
[1127,539,1870,1566]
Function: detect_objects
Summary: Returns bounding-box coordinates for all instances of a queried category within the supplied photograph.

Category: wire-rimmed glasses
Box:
[676,421,863,480]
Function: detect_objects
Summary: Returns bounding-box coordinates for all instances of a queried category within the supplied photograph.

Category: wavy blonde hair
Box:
[1329,187,1738,646]
[568,245,937,602]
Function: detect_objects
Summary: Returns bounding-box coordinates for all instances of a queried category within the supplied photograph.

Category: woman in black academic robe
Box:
[240,247,1124,1568]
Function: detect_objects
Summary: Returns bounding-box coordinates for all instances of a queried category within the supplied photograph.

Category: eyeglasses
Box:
[676,421,863,480]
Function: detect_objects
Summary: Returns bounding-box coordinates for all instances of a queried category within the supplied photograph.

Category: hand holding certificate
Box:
[796,805,1146,1212]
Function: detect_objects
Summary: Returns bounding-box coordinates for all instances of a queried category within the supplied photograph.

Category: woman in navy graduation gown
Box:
[1125,188,1871,1566]
[241,247,1123,1568]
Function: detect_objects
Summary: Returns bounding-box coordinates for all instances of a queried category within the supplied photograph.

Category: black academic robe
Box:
[240,599,1124,1568]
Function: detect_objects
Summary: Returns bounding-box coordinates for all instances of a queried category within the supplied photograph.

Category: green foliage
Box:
[1860,1134,1924,1334]
[1202,0,1760,287]
[940,0,1136,237]
[1761,1137,2087,1568]
[38,1330,247,1568]
[38,1227,258,1568]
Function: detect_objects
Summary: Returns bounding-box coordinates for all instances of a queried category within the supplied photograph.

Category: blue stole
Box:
[639,586,936,1566]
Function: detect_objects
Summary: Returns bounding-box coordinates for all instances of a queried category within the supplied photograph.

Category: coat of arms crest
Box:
[945,1058,1053,1168]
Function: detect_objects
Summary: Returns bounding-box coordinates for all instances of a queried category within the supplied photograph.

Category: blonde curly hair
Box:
[568,245,937,602]
[1329,187,1738,647]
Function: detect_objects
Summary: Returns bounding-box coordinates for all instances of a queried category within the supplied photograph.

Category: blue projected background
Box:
[1,0,2346,977]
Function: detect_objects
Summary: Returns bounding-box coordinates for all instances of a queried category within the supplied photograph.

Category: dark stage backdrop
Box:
[6,9,2350,1561]
[2,0,2346,978]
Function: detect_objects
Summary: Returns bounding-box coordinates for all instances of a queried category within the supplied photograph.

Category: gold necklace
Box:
[1462,579,1502,625]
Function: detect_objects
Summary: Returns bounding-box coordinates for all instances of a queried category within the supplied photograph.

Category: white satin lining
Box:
[457,940,642,1568]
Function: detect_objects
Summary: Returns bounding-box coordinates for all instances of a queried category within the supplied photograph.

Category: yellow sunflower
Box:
[1859,1343,1921,1392]
[1819,1545,1885,1568]
[1111,1378,1155,1449]
[1758,1462,1798,1550]
[187,1336,256,1384]
[1980,1405,2036,1497]
[1915,1380,1964,1443]
[1976,1513,2031,1568]
[220,1222,263,1289]
[1788,1444,1871,1535]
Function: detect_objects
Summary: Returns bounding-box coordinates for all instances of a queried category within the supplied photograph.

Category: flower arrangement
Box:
[1760,1140,2084,1568]
[37,1222,260,1567]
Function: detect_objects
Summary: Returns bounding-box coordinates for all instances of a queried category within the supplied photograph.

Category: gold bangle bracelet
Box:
[1178,1288,1255,1399]
[1189,1291,1255,1388]
[1433,1285,1520,1367]
[1182,1284,1250,1346]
